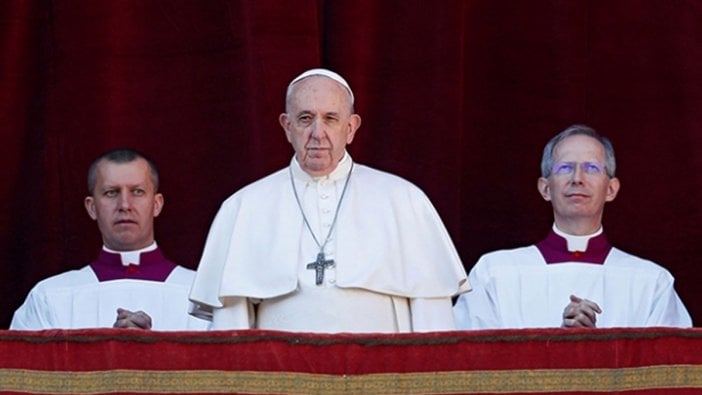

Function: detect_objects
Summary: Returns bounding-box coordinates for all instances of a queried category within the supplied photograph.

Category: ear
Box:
[153,193,164,217]
[345,114,362,145]
[279,113,292,143]
[537,177,552,201]
[605,177,620,202]
[84,196,97,220]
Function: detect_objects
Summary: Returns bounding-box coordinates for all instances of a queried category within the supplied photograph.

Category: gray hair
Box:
[540,124,616,178]
[87,148,159,195]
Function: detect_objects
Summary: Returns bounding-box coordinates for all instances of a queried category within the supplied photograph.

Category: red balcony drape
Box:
[2,328,702,394]
[2,1,702,328]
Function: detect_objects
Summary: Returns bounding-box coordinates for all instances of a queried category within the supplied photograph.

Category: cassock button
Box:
[572,251,582,259]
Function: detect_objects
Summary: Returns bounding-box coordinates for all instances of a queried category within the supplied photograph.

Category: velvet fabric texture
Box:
[1,328,702,394]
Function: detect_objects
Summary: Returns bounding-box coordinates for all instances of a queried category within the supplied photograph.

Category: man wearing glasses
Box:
[453,124,691,329]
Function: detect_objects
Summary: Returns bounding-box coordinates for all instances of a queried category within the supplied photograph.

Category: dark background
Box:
[2,0,701,328]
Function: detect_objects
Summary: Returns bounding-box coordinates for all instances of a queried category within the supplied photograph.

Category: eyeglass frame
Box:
[550,161,607,177]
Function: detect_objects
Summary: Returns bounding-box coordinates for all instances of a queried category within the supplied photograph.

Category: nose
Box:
[570,164,584,184]
[118,191,132,210]
[309,118,326,139]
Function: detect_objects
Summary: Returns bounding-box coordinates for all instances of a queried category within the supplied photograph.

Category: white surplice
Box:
[11,260,209,331]
[189,153,470,333]
[453,242,692,329]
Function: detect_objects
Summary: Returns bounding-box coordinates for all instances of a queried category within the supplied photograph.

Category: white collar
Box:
[103,241,158,266]
[553,224,602,252]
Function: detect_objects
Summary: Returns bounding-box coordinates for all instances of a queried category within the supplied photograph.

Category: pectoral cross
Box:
[306,252,335,285]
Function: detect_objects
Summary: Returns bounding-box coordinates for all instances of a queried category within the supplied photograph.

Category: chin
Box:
[305,161,331,172]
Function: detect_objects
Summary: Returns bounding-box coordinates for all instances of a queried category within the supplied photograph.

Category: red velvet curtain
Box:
[2,0,701,328]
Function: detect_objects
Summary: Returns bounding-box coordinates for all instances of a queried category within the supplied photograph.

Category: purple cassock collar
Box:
[536,230,612,265]
[90,247,177,282]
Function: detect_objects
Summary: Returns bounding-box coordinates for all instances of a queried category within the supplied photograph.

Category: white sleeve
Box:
[647,273,692,327]
[212,296,254,330]
[10,288,56,330]
[453,260,503,330]
[410,297,455,332]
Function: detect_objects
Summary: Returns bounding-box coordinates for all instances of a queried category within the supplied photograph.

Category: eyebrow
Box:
[295,110,341,117]
[101,183,146,190]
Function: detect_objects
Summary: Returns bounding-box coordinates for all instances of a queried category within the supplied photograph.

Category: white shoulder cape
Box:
[190,162,469,312]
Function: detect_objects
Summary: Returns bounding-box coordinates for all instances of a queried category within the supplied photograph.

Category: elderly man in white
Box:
[189,68,469,333]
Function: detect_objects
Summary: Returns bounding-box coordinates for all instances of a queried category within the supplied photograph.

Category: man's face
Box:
[279,76,361,177]
[538,135,620,230]
[84,158,163,251]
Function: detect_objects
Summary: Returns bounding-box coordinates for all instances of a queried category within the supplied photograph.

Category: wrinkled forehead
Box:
[288,68,354,104]
[288,76,353,112]
[553,135,606,161]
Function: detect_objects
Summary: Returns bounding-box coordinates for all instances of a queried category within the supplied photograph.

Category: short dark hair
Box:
[540,124,616,178]
[87,148,159,195]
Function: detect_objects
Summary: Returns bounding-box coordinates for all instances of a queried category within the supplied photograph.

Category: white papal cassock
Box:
[11,245,210,330]
[189,153,470,333]
[453,227,692,329]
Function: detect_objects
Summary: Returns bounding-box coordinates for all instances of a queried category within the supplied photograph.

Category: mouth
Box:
[305,148,330,158]
[114,219,137,226]
[565,193,590,199]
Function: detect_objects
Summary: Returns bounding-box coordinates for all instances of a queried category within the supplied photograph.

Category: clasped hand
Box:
[113,307,153,329]
[561,294,602,328]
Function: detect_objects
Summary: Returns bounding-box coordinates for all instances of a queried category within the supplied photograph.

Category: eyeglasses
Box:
[551,161,606,176]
